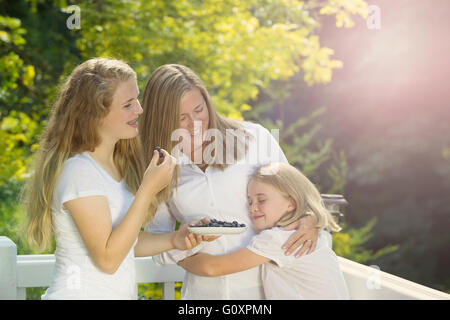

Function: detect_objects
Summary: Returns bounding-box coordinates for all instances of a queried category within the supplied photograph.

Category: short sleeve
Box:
[247,229,290,268]
[54,157,108,213]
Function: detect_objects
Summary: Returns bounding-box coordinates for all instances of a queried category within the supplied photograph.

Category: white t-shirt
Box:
[247,228,350,300]
[41,152,137,300]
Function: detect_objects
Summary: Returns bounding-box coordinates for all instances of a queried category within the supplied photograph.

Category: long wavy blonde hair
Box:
[139,64,252,220]
[24,58,143,251]
[250,163,341,232]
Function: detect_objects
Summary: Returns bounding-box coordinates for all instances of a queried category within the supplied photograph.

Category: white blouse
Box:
[146,121,288,299]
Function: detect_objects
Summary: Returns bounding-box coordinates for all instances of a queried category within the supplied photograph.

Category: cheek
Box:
[201,110,210,127]
[178,121,188,131]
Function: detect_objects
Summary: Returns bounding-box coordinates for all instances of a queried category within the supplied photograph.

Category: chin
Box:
[121,130,139,140]
[253,224,266,231]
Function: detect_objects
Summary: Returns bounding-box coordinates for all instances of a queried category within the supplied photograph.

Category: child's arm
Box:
[177,248,270,277]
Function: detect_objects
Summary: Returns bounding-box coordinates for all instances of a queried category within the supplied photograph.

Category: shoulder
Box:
[249,227,292,250]
[236,120,276,143]
[57,153,103,185]
[238,120,268,133]
[248,227,293,267]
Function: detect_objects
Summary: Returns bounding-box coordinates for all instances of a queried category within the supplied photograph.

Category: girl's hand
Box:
[142,149,176,195]
[190,218,221,243]
[282,215,319,258]
[171,221,220,250]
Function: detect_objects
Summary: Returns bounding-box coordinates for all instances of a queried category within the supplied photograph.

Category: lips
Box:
[251,215,264,220]
[190,128,202,136]
[127,118,138,127]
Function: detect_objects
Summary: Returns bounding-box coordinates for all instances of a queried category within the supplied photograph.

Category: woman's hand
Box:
[171,221,220,250]
[282,215,319,258]
[141,149,176,195]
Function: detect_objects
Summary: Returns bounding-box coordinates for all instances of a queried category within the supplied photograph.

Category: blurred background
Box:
[1,0,449,299]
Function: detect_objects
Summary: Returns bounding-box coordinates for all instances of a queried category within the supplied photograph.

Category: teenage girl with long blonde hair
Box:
[24,58,211,299]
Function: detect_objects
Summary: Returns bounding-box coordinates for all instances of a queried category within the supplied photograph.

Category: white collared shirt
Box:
[145,121,288,300]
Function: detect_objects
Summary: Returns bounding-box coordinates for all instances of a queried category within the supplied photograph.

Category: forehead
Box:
[247,179,275,196]
[179,87,205,113]
[111,78,138,105]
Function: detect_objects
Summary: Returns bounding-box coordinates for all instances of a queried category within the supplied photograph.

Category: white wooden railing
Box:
[1,236,449,300]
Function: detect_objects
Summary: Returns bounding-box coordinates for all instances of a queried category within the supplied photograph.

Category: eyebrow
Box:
[180,103,203,116]
[248,193,267,198]
[121,92,140,105]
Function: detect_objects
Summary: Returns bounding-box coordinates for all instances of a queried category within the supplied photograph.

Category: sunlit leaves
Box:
[319,0,369,28]
[0,15,36,110]
[74,0,367,117]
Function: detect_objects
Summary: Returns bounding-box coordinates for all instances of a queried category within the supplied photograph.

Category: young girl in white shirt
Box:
[179,162,350,300]
[24,58,213,299]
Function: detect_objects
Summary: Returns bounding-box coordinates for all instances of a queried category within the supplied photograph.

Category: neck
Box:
[88,138,117,167]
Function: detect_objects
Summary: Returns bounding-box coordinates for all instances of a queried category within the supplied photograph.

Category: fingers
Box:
[149,150,160,167]
[159,149,175,166]
[282,230,304,254]
[187,233,198,248]
[184,236,192,250]
[307,239,317,255]
[286,237,317,258]
[204,235,220,242]
[282,229,317,258]
[294,239,312,258]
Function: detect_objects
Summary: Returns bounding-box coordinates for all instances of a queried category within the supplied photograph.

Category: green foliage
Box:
[0,14,35,114]
[333,218,398,264]
[138,282,182,300]
[75,0,365,118]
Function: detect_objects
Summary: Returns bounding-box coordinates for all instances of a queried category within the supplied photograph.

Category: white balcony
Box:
[1,236,449,300]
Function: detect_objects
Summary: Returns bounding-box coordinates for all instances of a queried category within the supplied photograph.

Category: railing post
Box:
[322,194,348,224]
[0,237,18,300]
[162,282,175,300]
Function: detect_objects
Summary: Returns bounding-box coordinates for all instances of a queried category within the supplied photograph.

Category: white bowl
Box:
[188,226,248,235]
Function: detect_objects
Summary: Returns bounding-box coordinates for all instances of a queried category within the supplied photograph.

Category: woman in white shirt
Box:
[179,163,350,300]
[24,58,211,299]
[139,64,321,299]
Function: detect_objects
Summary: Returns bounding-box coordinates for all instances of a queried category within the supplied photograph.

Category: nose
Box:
[185,117,194,131]
[249,201,258,214]
[135,100,143,115]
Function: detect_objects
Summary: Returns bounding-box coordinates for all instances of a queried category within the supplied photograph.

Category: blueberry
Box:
[239,224,245,227]
[154,146,163,158]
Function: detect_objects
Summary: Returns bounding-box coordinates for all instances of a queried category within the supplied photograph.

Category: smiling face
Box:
[178,87,210,156]
[247,179,296,231]
[98,78,142,142]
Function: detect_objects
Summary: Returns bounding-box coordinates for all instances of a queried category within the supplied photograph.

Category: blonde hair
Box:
[250,163,341,232]
[139,64,252,220]
[24,58,144,251]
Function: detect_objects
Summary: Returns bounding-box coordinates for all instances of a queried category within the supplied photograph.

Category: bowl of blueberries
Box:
[188,219,247,235]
